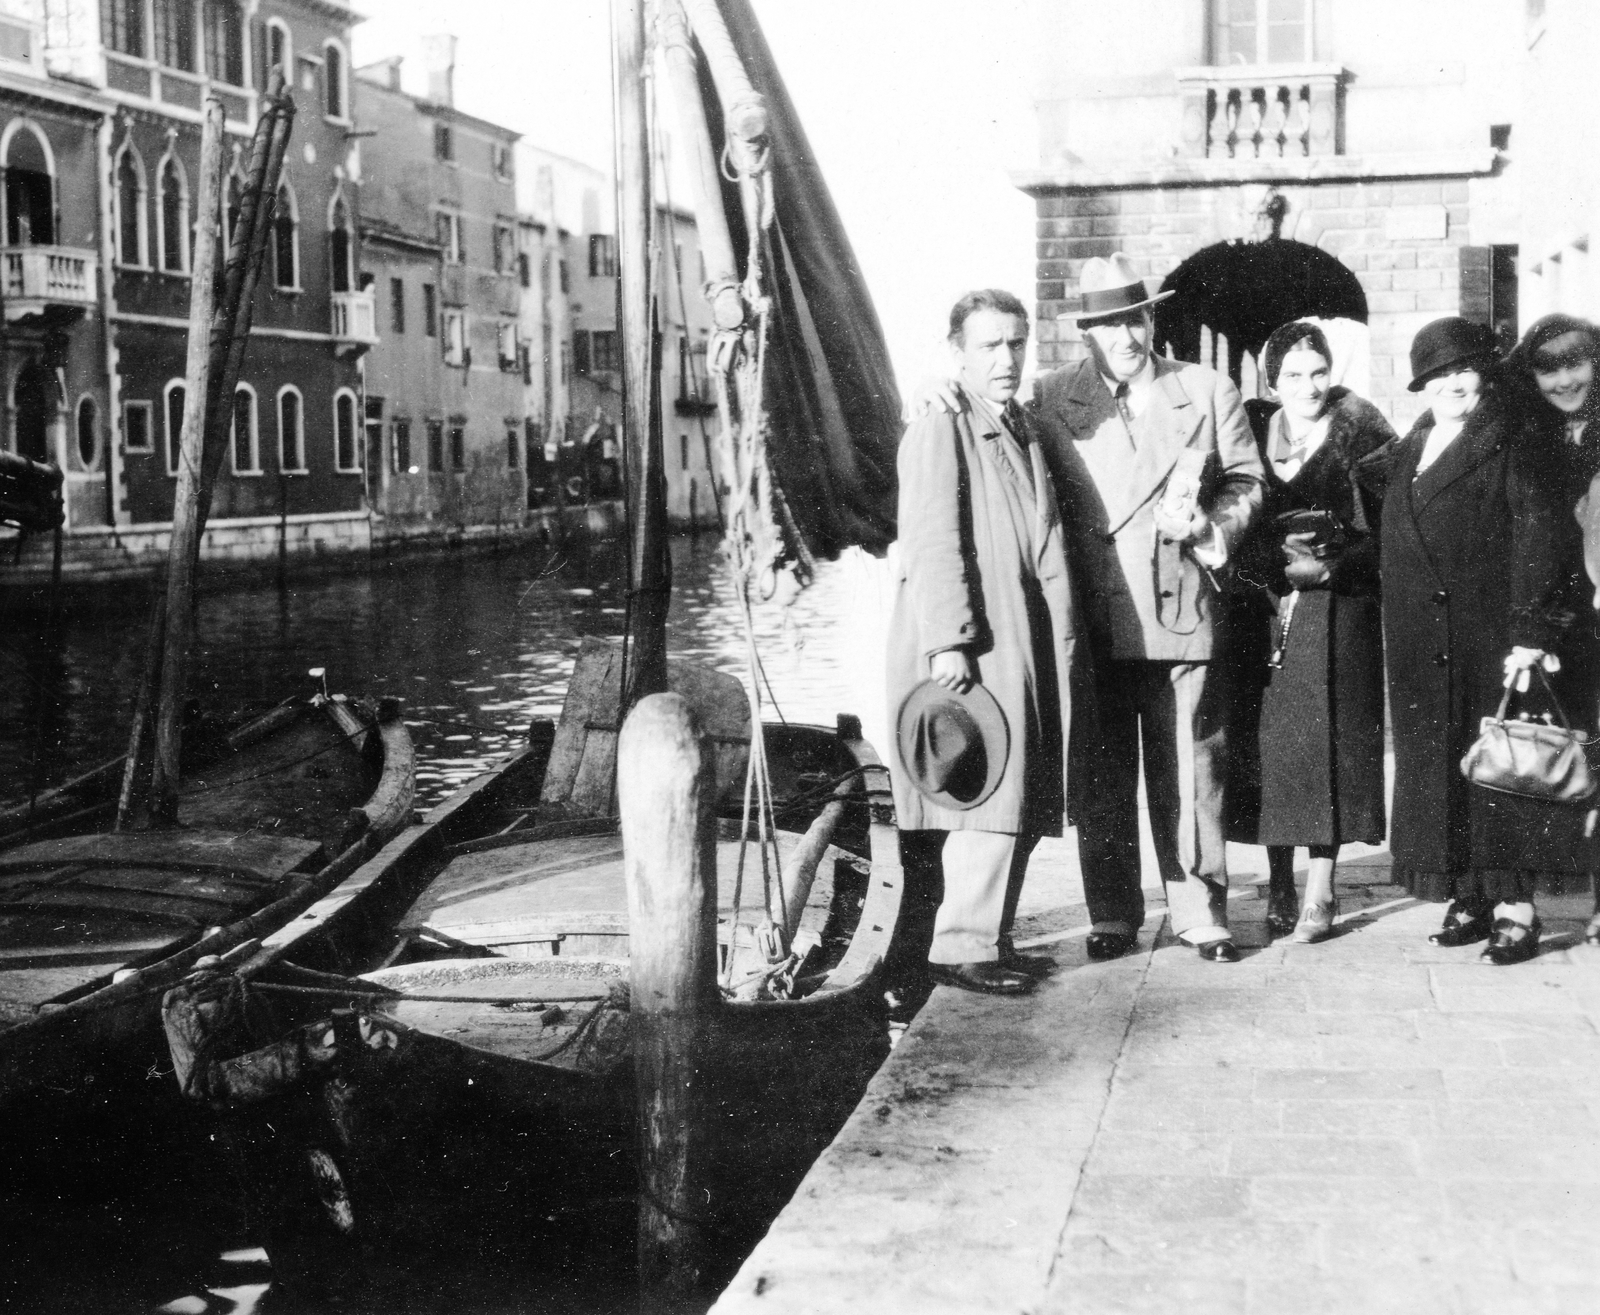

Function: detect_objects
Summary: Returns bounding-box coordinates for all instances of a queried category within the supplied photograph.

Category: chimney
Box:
[421,34,456,107]
[384,55,402,91]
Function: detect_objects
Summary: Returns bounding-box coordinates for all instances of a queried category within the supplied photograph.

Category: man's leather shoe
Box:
[1195,938,1240,963]
[928,961,1035,995]
[1478,916,1541,966]
[999,946,1057,978]
[1085,931,1135,962]
[1429,899,1494,947]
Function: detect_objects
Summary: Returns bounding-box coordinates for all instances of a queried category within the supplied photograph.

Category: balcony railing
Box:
[1176,64,1346,160]
[331,289,378,351]
[2,244,97,323]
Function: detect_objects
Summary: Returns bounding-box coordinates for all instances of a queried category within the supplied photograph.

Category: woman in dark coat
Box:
[1225,321,1393,942]
[1507,313,1600,942]
[1372,318,1577,965]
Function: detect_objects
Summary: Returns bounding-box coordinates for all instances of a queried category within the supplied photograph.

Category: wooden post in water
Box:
[611,0,670,712]
[619,692,719,1300]
[148,97,224,823]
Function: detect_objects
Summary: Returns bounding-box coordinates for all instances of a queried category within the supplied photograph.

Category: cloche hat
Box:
[1058,253,1175,323]
[895,679,1009,811]
[1408,317,1499,392]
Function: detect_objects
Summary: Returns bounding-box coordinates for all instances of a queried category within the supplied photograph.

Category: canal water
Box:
[0,535,881,810]
[0,538,889,1315]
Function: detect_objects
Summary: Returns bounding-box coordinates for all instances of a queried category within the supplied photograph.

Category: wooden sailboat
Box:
[0,87,415,1117]
[158,0,906,1294]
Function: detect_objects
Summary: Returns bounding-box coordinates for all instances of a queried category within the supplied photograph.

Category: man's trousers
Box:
[926,829,1040,965]
[1075,658,1229,939]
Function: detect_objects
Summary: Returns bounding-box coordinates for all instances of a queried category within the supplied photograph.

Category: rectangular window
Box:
[448,424,465,471]
[433,122,453,162]
[100,0,144,57]
[572,330,590,376]
[422,283,437,336]
[1213,0,1310,65]
[437,212,462,265]
[123,399,152,452]
[426,418,443,471]
[203,0,243,85]
[393,417,412,473]
[560,340,570,384]
[493,225,515,275]
[590,329,618,374]
[558,257,569,294]
[389,277,405,334]
[506,425,519,469]
[152,0,195,70]
[589,234,617,278]
[680,433,689,472]
[498,321,518,371]
[442,309,466,366]
[490,141,511,180]
[517,251,531,289]
[519,344,532,386]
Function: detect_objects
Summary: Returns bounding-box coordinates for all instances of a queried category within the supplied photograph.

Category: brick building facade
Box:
[1018,0,1568,428]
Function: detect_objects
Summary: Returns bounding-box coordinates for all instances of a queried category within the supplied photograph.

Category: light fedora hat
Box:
[1059,252,1174,323]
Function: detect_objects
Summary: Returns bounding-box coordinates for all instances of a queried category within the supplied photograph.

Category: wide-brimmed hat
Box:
[1408,317,1500,392]
[895,679,1009,812]
[1057,253,1175,323]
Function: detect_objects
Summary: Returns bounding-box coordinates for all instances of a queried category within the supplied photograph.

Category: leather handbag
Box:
[1460,666,1597,805]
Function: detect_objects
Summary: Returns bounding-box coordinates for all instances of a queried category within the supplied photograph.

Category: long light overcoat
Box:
[1030,356,1261,661]
[886,400,1077,835]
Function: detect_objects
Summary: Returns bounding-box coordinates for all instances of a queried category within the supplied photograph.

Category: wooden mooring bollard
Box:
[619,692,720,1302]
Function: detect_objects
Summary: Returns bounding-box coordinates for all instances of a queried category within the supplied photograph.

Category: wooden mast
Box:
[612,0,669,712]
[148,99,225,824]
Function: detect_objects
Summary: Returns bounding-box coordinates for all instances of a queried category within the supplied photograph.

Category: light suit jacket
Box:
[886,400,1077,834]
[1031,356,1262,661]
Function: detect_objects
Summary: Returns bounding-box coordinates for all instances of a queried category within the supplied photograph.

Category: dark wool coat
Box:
[886,401,1078,835]
[1224,388,1394,847]
[1371,391,1586,896]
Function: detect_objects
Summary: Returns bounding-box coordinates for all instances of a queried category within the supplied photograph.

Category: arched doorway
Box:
[4,124,54,247]
[14,360,57,464]
[1154,236,1366,390]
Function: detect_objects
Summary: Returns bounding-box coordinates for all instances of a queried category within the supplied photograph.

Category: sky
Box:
[350,0,1040,391]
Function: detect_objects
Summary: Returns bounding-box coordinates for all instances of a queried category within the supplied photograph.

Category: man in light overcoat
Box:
[1030,254,1263,961]
[886,289,1078,994]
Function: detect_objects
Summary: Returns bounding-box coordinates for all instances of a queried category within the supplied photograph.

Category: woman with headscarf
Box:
[1370,317,1576,965]
[1225,321,1394,943]
[1508,314,1600,944]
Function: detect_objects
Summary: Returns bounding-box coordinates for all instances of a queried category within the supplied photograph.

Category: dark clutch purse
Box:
[1274,507,1348,560]
[1460,666,1597,805]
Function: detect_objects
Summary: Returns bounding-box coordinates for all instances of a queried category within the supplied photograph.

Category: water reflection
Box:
[0,536,868,810]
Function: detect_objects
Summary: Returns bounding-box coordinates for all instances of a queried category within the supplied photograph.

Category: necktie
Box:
[1114,383,1136,451]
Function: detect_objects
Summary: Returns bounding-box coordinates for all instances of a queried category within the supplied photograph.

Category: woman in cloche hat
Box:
[1367,317,1577,965]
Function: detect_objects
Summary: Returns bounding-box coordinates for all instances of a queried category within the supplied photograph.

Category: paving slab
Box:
[711,835,1600,1315]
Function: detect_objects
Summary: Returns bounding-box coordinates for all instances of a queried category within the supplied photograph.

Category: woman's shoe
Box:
[1291,899,1339,944]
[1265,882,1299,938]
[1479,917,1542,966]
[1428,900,1494,947]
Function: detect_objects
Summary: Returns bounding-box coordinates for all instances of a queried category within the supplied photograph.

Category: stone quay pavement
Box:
[711,834,1600,1315]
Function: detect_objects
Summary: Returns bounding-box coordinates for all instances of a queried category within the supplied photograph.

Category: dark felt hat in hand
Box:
[896,679,1010,811]
[1408,317,1499,392]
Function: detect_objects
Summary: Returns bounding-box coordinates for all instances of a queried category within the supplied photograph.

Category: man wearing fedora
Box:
[887,288,1079,995]
[1033,253,1264,962]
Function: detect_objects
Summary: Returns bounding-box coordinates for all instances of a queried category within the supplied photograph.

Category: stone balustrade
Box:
[1,244,97,322]
[331,288,378,349]
[1176,64,1346,160]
